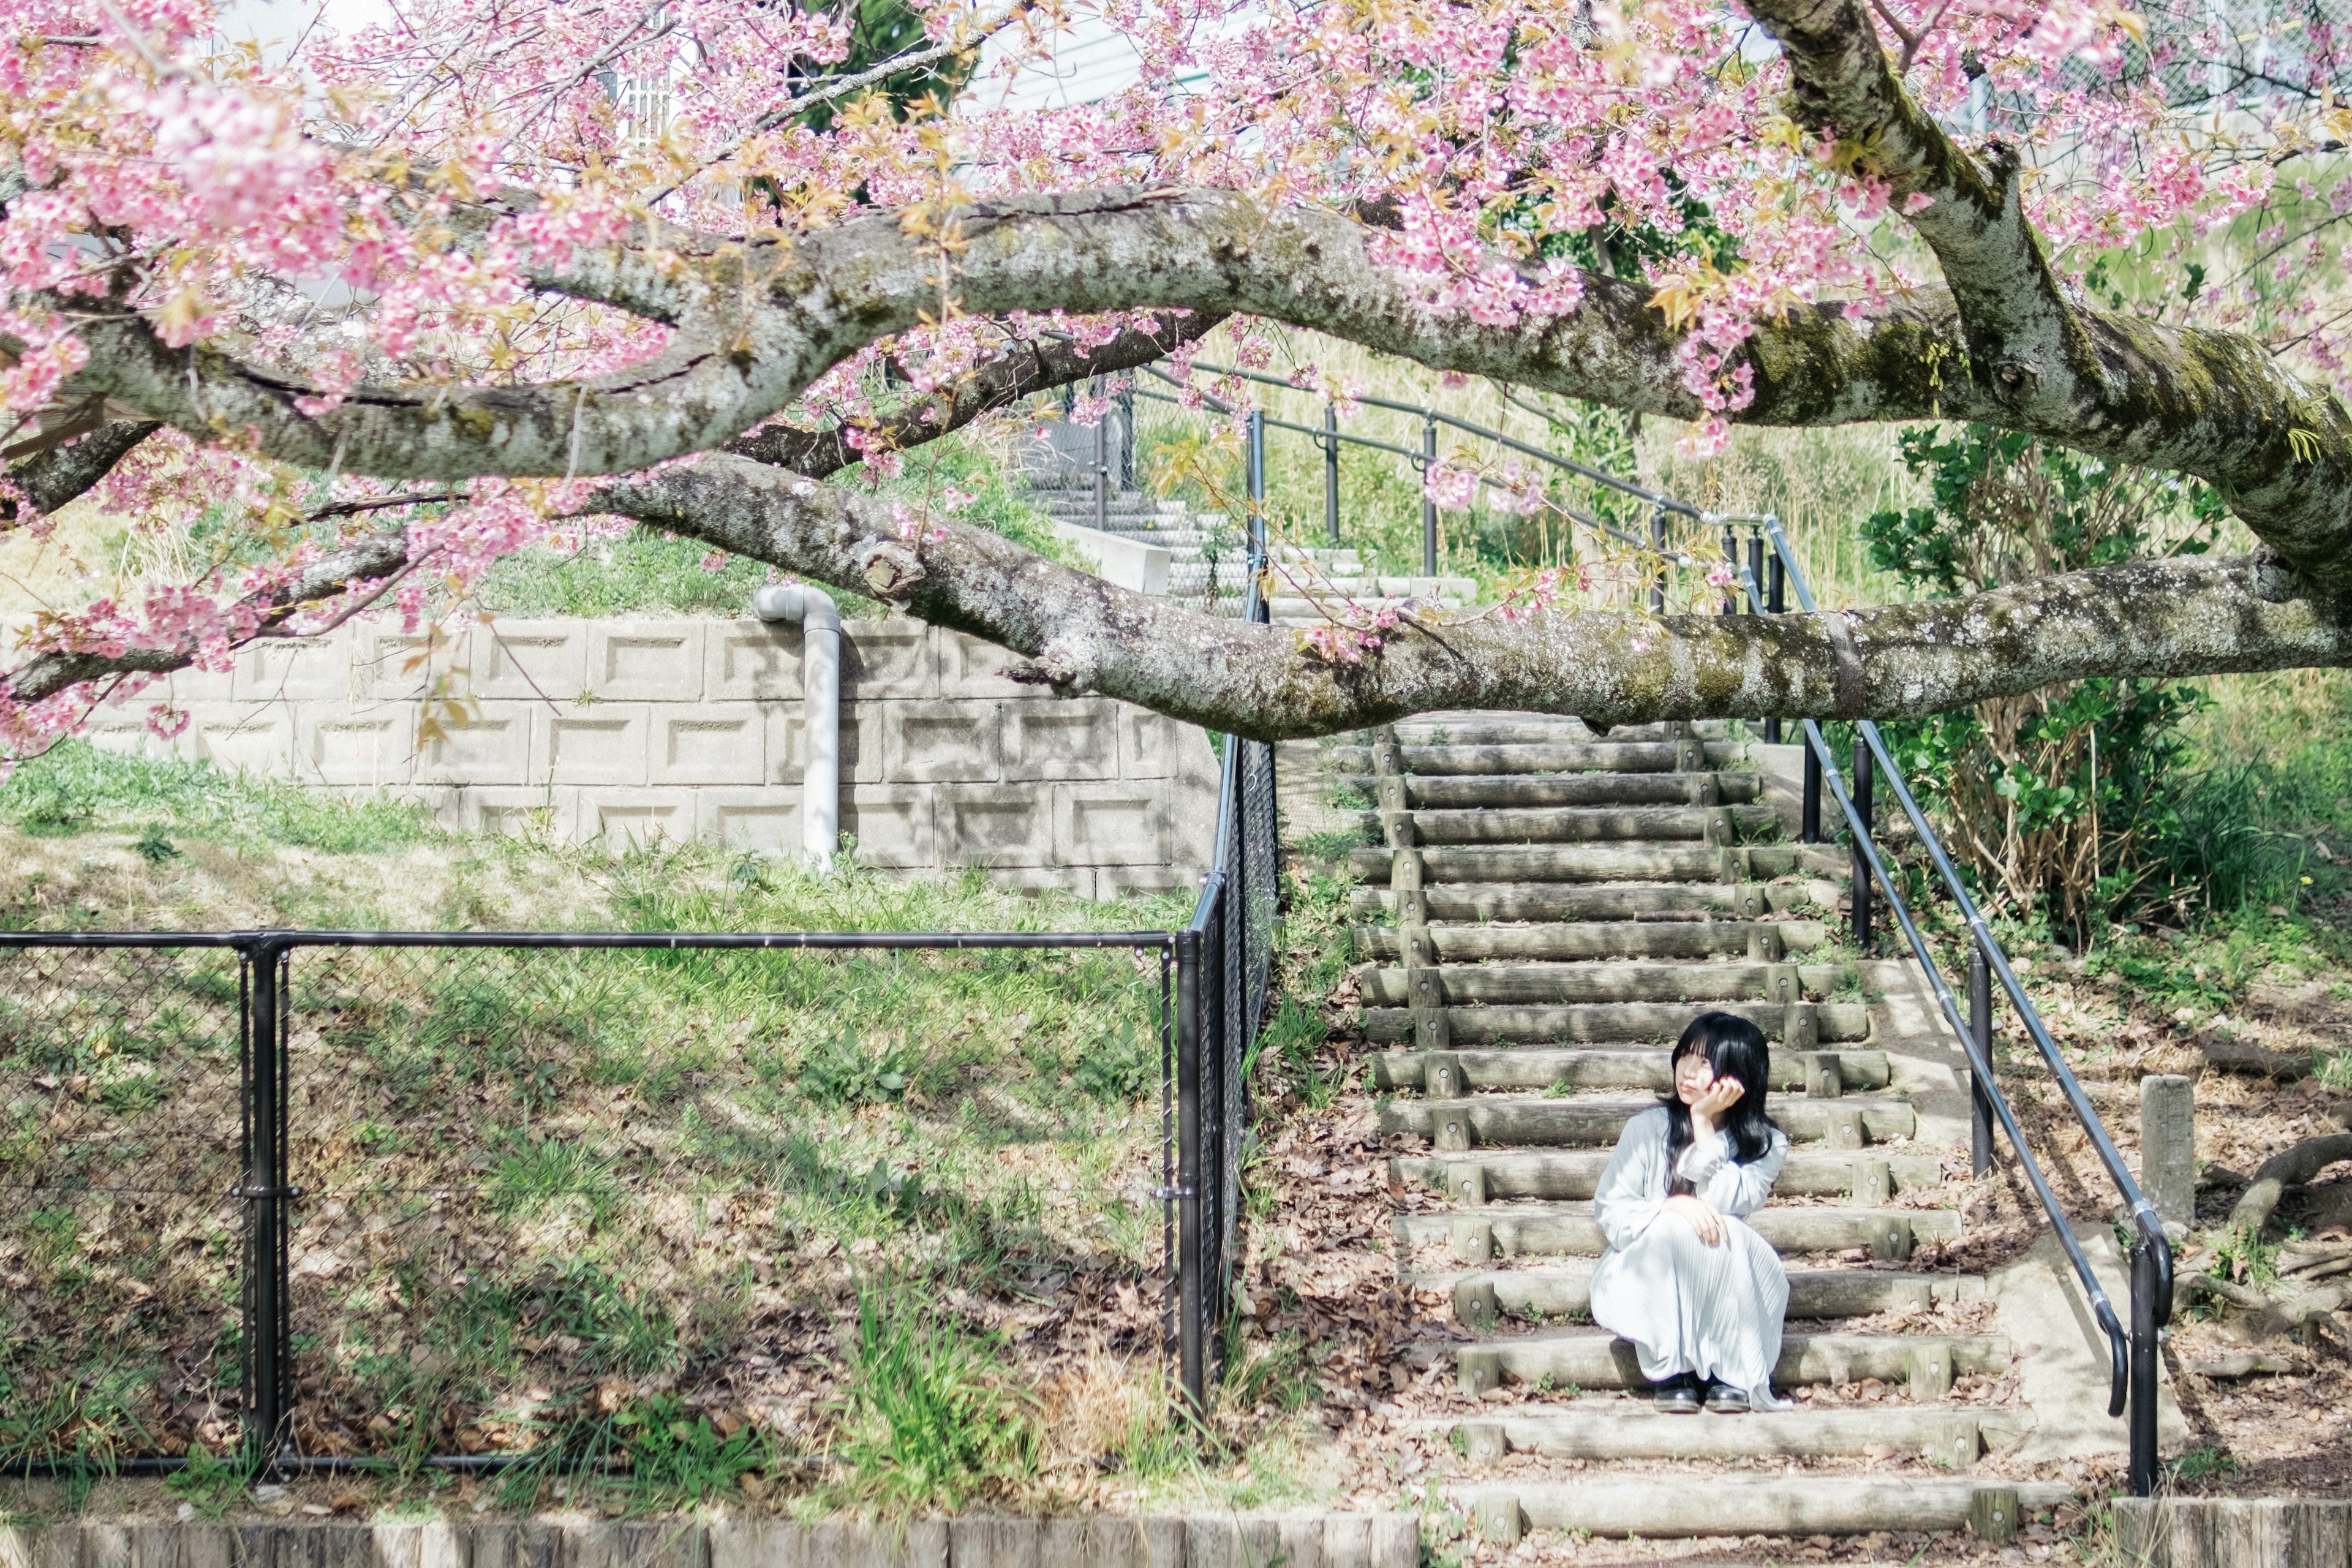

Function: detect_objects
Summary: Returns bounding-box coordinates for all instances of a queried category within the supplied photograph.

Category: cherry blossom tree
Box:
[5,0,2352,759]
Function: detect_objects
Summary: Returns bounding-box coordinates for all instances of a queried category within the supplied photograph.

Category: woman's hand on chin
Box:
[1688,1077,1745,1141]
[1663,1194,1725,1246]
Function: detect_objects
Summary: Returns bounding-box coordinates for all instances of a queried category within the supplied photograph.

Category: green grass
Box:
[0,785,1194,1511]
[1,739,442,859]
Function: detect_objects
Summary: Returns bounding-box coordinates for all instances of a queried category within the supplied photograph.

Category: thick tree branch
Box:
[1,529,414,707]
[724,309,1228,477]
[594,454,2352,740]
[0,417,160,526]
[58,189,1947,481]
[1741,0,2352,590]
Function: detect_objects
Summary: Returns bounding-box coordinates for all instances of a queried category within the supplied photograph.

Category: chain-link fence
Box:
[0,938,251,1469]
[0,903,1291,1469]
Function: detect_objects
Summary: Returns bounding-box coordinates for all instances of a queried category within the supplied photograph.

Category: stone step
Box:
[1355,961,1853,1007]
[1332,742,1744,775]
[1393,1202,1954,1259]
[1337,772,1765,809]
[1449,1405,1991,1466]
[1452,1477,2070,1539]
[1359,804,1781,846]
[1385,717,1739,745]
[1410,1264,1980,1321]
[1371,1045,1890,1095]
[1351,920,1831,962]
[1360,1000,1872,1046]
[1379,1095,1917,1149]
[1392,1148,1942,1202]
[1269,596,1470,620]
[1431,1326,2003,1390]
[1347,844,1845,883]
[1348,883,1808,923]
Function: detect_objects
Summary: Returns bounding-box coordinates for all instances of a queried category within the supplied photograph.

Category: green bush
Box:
[1860,424,2223,937]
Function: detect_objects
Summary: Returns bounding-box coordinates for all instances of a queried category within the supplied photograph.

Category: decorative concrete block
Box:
[541,704,651,786]
[1006,700,1119,781]
[83,706,177,758]
[937,783,1054,868]
[476,620,589,701]
[1118,706,1188,780]
[1057,783,1170,868]
[184,705,294,775]
[888,701,1003,783]
[444,787,571,841]
[581,789,692,851]
[984,866,1098,897]
[843,620,934,696]
[940,630,1027,698]
[586,621,704,701]
[652,707,763,786]
[415,703,535,787]
[774,704,884,785]
[233,635,350,703]
[154,662,237,704]
[696,788,804,854]
[706,619,802,701]
[1098,864,1198,897]
[299,710,415,787]
[842,785,933,868]
[360,625,460,700]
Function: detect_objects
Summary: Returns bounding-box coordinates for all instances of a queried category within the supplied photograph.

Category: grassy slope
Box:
[0,744,1319,1518]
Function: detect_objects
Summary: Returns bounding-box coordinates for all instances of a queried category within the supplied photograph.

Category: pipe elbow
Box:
[751,582,841,635]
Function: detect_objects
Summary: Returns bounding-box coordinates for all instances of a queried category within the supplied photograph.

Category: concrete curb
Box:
[2112,1498,2351,1567]
[0,1514,1420,1568]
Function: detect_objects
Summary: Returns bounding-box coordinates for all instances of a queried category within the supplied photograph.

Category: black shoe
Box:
[1703,1380,1752,1414]
[1653,1374,1702,1414]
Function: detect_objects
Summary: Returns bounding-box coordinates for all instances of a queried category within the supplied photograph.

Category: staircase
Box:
[1286,712,2080,1547]
[1022,486,1477,625]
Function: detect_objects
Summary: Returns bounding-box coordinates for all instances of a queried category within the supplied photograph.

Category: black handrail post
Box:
[1173,921,1207,1416]
[1801,740,1823,843]
[242,934,292,1472]
[1648,505,1667,613]
[2130,1237,2161,1494]
[1969,944,1995,1177]
[1420,415,1439,576]
[1851,736,1874,954]
[1751,533,1779,744]
[1093,375,1110,532]
[1322,403,1341,545]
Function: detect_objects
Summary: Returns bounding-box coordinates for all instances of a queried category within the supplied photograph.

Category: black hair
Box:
[1662,1011,1780,1188]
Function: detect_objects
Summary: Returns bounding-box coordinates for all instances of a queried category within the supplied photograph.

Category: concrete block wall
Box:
[58,617,1221,898]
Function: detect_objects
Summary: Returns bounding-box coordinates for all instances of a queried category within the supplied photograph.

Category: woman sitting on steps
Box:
[1589,1009,1790,1415]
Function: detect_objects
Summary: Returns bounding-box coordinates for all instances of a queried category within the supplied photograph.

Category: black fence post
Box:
[1851,736,1874,954]
[1323,404,1341,546]
[1245,410,1267,567]
[1969,944,1995,1177]
[1421,415,1439,576]
[241,935,292,1472]
[1093,375,1110,532]
[1173,921,1207,1416]
[2130,1238,2161,1494]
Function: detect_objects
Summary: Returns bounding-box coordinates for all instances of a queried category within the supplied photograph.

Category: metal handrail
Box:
[1738,519,2173,1493]
[1091,350,2173,1486]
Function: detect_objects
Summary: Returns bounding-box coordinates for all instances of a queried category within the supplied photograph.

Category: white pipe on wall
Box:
[750,582,840,870]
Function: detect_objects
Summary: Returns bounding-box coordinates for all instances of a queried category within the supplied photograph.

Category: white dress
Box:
[1588,1105,1791,1408]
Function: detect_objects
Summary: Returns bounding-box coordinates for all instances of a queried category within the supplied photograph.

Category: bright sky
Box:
[216,0,1194,111]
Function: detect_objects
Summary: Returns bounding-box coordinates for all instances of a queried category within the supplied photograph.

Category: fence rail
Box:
[0,807,1280,1472]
